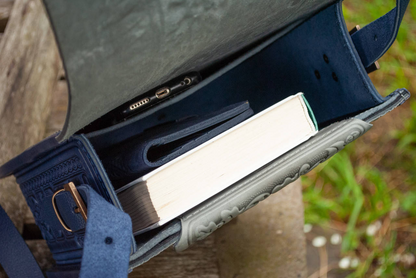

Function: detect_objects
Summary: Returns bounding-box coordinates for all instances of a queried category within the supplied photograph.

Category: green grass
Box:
[302,1,416,277]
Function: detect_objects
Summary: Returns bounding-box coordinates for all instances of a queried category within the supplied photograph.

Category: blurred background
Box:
[304,1,416,277]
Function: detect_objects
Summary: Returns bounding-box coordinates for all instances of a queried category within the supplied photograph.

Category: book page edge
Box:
[148,129,318,231]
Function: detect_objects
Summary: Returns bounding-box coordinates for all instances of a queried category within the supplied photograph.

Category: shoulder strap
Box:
[78,186,132,278]
[351,0,410,68]
[0,205,44,278]
[0,185,132,278]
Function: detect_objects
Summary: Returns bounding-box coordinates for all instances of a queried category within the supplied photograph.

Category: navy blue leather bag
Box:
[0,0,411,277]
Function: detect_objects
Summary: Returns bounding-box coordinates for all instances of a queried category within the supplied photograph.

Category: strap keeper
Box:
[349,25,380,74]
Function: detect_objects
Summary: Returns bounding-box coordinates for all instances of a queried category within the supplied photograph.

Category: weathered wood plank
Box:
[0,0,13,32]
[44,79,68,137]
[0,0,60,276]
[26,240,54,270]
[130,236,220,278]
[0,0,60,231]
[215,180,307,278]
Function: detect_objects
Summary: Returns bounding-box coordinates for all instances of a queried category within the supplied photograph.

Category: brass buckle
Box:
[52,182,88,233]
[349,25,380,74]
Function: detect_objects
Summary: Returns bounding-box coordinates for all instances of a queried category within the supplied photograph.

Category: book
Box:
[117,93,318,234]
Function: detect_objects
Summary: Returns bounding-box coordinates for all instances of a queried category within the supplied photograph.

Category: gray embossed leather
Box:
[42,0,336,140]
[175,118,372,251]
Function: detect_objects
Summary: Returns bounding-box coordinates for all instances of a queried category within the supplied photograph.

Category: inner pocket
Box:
[146,119,228,163]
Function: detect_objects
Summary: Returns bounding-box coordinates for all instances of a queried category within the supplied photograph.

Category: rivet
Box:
[314,70,321,80]
[105,237,113,244]
[332,72,338,82]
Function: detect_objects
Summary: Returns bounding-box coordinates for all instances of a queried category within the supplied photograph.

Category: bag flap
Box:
[42,0,336,141]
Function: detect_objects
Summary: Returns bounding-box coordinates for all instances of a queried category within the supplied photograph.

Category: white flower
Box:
[401,253,416,266]
[304,223,312,233]
[312,236,327,247]
[330,233,342,245]
[389,210,397,219]
[377,257,385,265]
[338,257,351,269]
[350,258,360,268]
[393,254,401,262]
[392,200,400,210]
[366,221,382,236]
[374,268,384,277]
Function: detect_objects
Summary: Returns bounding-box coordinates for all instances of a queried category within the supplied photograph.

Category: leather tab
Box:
[351,0,410,68]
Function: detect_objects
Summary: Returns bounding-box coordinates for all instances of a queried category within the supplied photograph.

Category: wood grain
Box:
[0,0,13,32]
[0,0,60,232]
[215,180,307,278]
[130,236,219,278]
[0,0,60,276]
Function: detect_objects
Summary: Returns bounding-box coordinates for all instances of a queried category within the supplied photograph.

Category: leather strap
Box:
[0,205,44,278]
[79,186,132,278]
[0,134,60,179]
[0,185,132,278]
[351,0,410,68]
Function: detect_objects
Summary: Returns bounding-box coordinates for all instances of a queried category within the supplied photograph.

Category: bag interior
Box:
[87,2,386,188]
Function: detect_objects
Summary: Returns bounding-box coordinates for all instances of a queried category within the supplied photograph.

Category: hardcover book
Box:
[117,93,318,233]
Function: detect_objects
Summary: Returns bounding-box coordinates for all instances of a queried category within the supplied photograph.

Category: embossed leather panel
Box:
[15,138,113,264]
